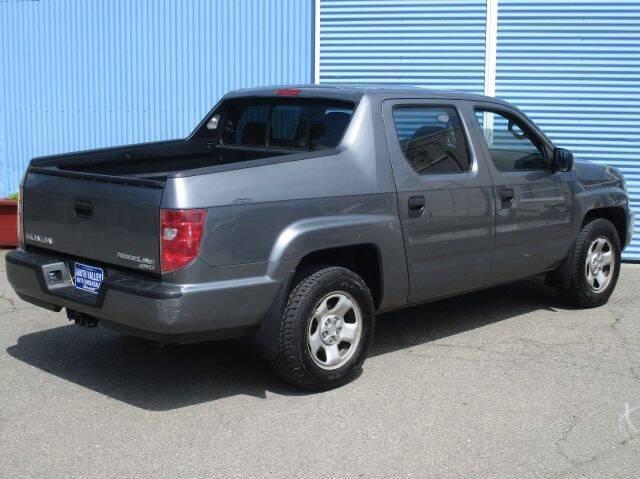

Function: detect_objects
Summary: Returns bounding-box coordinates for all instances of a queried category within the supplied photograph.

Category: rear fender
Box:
[252,214,409,359]
[267,215,409,311]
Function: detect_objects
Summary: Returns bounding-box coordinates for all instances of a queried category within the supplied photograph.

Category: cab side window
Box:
[475,109,547,171]
[392,106,471,174]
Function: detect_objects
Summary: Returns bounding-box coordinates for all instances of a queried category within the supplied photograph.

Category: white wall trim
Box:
[483,0,498,97]
[314,0,321,83]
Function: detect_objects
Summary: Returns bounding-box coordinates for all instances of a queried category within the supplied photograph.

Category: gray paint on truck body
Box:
[6,85,635,347]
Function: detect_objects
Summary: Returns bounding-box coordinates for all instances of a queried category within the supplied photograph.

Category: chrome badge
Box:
[116,252,157,271]
[25,233,54,246]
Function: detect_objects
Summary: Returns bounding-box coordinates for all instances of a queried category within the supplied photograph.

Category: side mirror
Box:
[552,147,574,172]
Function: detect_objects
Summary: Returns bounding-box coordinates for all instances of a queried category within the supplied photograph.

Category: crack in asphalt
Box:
[549,406,640,478]
[0,293,36,313]
[555,411,581,466]
[398,339,640,383]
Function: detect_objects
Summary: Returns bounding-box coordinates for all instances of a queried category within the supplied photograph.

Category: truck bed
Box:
[22,139,297,274]
[32,140,291,180]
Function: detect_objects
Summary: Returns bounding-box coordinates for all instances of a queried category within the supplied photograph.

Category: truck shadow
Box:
[7,277,567,411]
[371,276,563,358]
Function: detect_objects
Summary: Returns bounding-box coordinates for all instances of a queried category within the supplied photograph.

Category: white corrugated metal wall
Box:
[317,0,639,260]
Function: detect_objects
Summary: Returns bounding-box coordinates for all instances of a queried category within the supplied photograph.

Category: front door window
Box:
[475,109,547,171]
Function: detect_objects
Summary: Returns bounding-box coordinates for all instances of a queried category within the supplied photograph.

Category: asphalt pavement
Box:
[1,250,639,478]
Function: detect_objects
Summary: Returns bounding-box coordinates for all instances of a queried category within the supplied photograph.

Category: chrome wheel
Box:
[307,291,362,370]
[585,236,615,293]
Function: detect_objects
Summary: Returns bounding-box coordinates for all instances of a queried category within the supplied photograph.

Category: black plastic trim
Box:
[28,166,166,189]
[104,273,182,300]
[250,270,296,359]
[100,320,255,344]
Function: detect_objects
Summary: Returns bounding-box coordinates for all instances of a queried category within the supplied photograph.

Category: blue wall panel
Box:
[495,0,640,259]
[0,0,313,197]
[318,0,487,92]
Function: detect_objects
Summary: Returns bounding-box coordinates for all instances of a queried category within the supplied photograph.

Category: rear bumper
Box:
[6,249,284,342]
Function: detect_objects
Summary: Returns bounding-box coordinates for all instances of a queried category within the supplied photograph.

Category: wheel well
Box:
[295,244,383,309]
[581,207,627,244]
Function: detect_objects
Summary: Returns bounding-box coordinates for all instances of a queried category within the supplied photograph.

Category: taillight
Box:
[17,186,24,248]
[160,209,207,273]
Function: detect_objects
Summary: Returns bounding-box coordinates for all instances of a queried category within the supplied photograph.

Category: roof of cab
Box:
[226,83,511,107]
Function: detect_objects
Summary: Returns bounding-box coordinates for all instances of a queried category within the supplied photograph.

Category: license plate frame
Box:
[73,262,104,295]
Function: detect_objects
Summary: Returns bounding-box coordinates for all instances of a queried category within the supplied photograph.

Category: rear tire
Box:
[272,266,375,390]
[559,218,621,308]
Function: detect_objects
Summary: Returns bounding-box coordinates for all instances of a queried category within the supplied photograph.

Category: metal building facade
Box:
[1,0,639,259]
[495,0,640,259]
[0,0,313,197]
[316,0,487,92]
[317,0,640,260]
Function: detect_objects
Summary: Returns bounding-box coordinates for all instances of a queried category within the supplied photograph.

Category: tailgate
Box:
[22,171,163,274]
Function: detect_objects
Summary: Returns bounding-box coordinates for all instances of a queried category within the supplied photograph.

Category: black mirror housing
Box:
[552,148,574,172]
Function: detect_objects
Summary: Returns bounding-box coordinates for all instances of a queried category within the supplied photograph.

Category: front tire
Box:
[272,266,375,390]
[559,218,621,308]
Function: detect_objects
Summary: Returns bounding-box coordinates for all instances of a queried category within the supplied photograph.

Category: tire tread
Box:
[561,218,621,308]
[272,266,373,390]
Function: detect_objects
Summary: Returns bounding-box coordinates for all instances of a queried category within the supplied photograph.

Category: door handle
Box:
[408,195,425,218]
[73,200,93,219]
[499,188,515,208]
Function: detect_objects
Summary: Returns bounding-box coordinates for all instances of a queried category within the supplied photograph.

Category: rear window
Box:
[197,99,355,150]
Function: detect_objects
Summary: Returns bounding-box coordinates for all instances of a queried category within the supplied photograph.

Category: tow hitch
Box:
[66,309,99,328]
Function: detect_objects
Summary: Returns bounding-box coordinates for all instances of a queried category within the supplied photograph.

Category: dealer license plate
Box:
[73,262,104,294]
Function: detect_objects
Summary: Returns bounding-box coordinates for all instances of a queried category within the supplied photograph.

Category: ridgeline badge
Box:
[25,233,54,246]
[116,252,157,271]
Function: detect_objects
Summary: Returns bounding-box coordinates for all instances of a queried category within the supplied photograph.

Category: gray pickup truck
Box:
[6,85,635,390]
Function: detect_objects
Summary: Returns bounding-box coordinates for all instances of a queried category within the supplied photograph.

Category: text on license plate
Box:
[74,262,104,294]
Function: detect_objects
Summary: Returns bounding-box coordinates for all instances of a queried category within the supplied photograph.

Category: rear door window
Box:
[392,106,471,174]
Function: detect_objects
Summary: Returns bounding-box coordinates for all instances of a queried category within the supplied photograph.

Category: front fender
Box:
[573,181,630,236]
[573,161,630,233]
